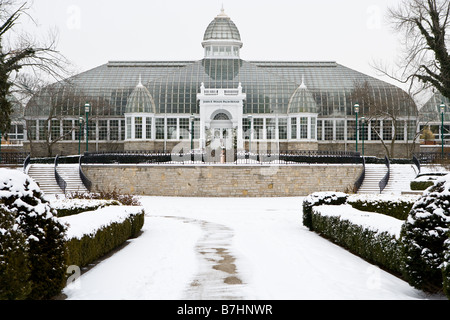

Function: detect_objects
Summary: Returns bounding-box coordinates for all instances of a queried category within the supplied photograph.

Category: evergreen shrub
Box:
[310,208,403,276]
[302,192,348,231]
[0,206,31,300]
[443,236,450,299]
[410,181,435,190]
[347,194,418,221]
[400,175,450,294]
[0,169,67,300]
[65,210,145,268]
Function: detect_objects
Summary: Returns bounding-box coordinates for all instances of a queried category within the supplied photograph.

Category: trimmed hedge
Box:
[303,189,450,298]
[310,208,403,276]
[347,194,418,221]
[65,210,145,269]
[410,181,434,191]
[53,199,121,217]
[302,192,348,231]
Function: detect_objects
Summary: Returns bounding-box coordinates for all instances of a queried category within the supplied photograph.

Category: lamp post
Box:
[248,115,253,154]
[78,117,83,155]
[85,102,91,153]
[441,103,446,159]
[361,117,365,157]
[354,103,360,153]
[190,114,195,161]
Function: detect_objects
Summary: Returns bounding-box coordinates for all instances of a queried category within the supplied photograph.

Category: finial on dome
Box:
[218,4,228,17]
[137,74,143,87]
[300,75,307,89]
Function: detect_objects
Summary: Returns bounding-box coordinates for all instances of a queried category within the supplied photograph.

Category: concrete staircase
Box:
[358,164,418,195]
[57,164,88,194]
[382,164,417,195]
[358,164,387,194]
[27,164,63,195]
[27,164,88,195]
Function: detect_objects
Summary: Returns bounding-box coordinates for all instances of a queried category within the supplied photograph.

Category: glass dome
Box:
[420,92,450,122]
[203,9,241,41]
[125,80,156,114]
[288,80,318,114]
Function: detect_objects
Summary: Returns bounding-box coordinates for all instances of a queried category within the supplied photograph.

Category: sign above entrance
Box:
[198,83,246,150]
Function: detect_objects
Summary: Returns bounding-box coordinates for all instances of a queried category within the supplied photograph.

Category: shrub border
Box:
[65,209,145,269]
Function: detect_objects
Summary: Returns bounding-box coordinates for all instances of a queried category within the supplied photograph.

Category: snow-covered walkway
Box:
[63,197,443,300]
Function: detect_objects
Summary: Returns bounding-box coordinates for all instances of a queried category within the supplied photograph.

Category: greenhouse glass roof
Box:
[25,59,417,119]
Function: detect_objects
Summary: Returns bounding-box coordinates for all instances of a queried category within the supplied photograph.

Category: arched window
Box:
[213,113,230,121]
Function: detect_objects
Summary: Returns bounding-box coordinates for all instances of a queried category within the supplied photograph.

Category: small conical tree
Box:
[400,176,450,294]
[0,206,31,300]
[443,237,450,299]
[0,169,67,299]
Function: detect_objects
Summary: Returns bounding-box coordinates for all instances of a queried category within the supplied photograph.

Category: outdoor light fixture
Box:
[78,116,83,155]
[441,103,446,158]
[190,114,195,160]
[361,117,365,157]
[85,102,91,153]
[248,115,253,153]
[354,103,360,153]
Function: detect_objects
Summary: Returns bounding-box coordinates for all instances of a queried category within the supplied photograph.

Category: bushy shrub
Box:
[0,206,31,300]
[302,192,348,231]
[410,181,435,191]
[0,169,67,300]
[443,236,450,299]
[52,198,121,217]
[67,189,141,206]
[400,175,450,294]
[347,194,418,221]
[64,209,145,268]
[311,208,403,276]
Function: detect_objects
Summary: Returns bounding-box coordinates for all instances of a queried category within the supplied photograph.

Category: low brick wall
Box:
[82,164,363,197]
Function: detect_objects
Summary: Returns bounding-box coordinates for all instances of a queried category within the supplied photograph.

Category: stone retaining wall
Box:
[82,164,363,197]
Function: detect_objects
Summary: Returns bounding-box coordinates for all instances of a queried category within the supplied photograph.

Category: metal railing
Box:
[354,156,366,193]
[0,152,29,165]
[81,150,363,165]
[414,152,450,163]
[54,155,67,194]
[23,155,31,173]
[379,156,390,194]
[412,155,421,176]
[79,156,92,192]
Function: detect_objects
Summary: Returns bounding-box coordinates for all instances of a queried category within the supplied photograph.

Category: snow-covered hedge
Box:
[60,206,145,269]
[400,175,450,295]
[347,194,420,221]
[0,168,67,300]
[311,205,404,276]
[52,198,121,217]
[302,192,348,231]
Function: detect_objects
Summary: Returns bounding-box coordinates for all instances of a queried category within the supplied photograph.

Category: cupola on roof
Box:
[203,8,241,42]
[288,78,318,114]
[125,78,156,114]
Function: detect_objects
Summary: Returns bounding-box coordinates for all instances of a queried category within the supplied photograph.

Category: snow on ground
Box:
[63,196,445,300]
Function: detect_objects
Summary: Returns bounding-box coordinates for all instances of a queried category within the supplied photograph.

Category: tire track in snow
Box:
[161,216,247,300]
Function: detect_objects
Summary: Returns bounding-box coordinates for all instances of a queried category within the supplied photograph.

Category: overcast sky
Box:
[17,0,408,89]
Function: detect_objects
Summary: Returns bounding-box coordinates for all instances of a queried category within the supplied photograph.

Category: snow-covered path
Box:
[63,197,441,300]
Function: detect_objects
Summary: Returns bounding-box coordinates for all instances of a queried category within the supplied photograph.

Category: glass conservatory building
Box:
[23,9,419,157]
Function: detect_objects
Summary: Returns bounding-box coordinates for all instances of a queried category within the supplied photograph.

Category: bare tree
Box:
[375,0,450,100]
[0,0,70,138]
[351,80,419,158]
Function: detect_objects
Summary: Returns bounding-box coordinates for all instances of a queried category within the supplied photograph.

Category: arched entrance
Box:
[210,112,233,150]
